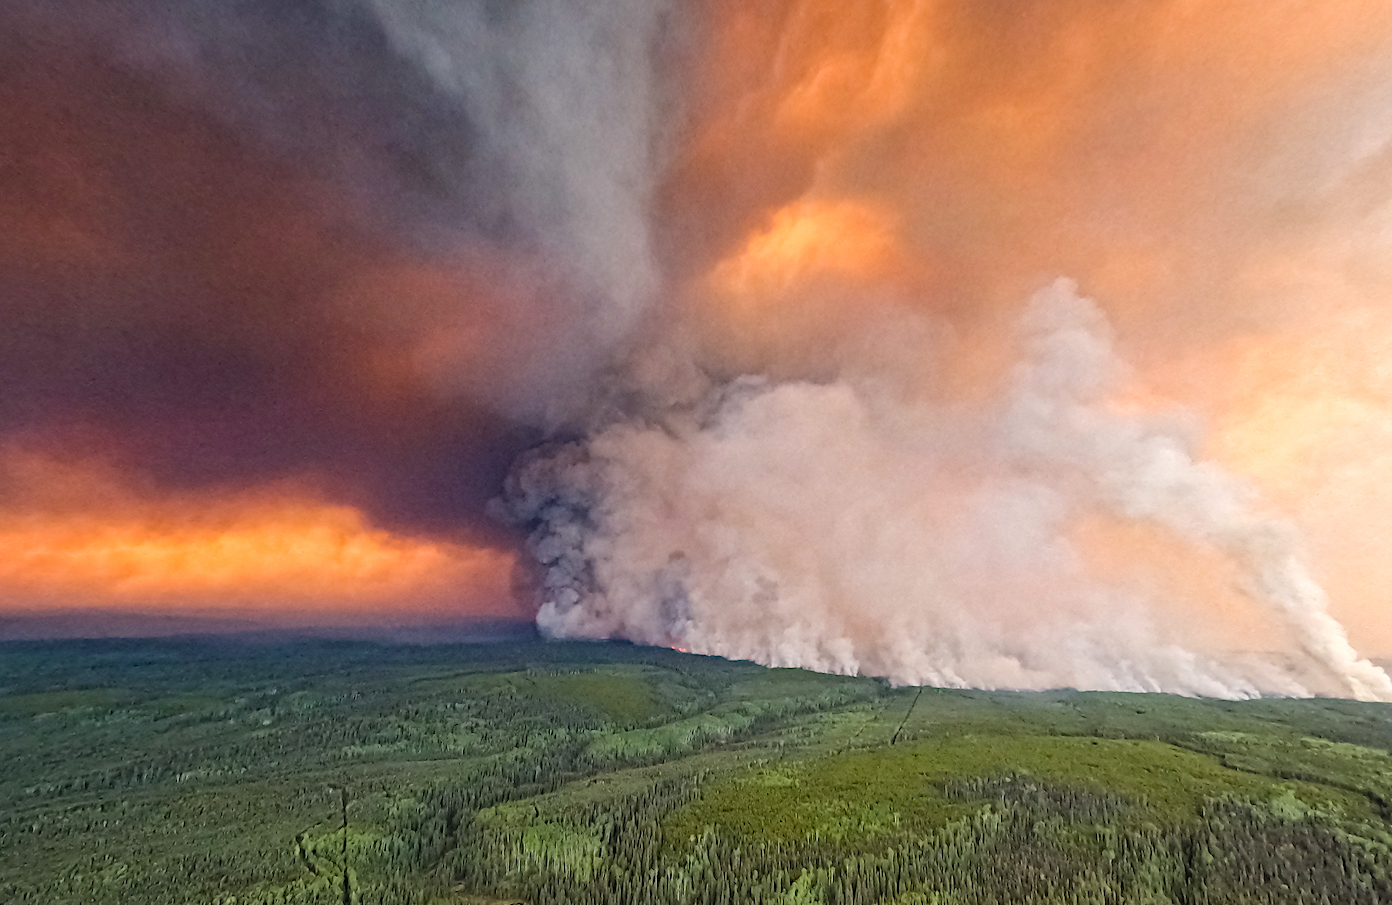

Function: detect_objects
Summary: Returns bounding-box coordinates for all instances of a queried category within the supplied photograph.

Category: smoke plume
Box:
[5,1,1392,690]
[363,0,673,422]
[507,281,1392,700]
[428,0,1392,700]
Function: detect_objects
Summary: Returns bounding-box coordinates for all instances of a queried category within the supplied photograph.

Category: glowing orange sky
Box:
[671,0,1392,654]
[5,1,1392,649]
[0,450,520,628]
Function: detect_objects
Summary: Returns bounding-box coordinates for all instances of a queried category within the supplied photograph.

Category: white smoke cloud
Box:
[508,280,1392,701]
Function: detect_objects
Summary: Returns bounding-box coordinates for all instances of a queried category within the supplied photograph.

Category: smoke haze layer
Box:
[4,1,1392,695]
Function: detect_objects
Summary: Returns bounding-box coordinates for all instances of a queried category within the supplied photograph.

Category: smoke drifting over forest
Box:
[508,280,1392,700]
[4,2,1392,697]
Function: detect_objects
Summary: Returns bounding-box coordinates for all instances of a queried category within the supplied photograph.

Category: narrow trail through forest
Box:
[891,688,924,745]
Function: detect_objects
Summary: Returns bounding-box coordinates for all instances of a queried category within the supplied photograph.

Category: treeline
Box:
[415,774,1392,905]
[9,640,1392,905]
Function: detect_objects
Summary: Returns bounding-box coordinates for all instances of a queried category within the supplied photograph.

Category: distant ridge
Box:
[0,610,538,644]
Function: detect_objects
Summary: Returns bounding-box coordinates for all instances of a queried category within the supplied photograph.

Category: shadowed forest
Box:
[4,638,1392,904]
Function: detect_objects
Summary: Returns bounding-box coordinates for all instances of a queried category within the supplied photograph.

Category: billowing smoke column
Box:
[364,0,673,423]
[427,0,1392,700]
[1004,285,1392,700]
[21,1,1387,692]
[506,281,1392,700]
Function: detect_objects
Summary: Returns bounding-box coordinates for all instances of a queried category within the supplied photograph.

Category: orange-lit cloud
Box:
[709,198,904,300]
[672,0,1392,312]
[658,0,1392,656]
[0,450,519,625]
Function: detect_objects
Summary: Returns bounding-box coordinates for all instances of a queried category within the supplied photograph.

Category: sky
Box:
[4,2,1392,695]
